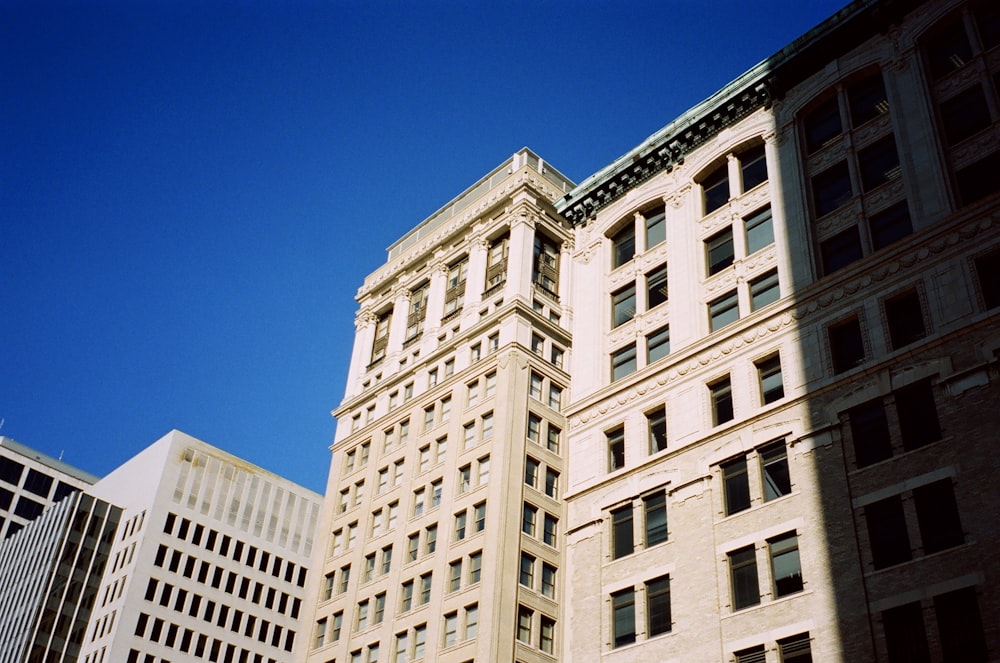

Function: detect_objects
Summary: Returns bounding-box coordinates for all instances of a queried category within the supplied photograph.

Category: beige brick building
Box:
[305,1,1000,661]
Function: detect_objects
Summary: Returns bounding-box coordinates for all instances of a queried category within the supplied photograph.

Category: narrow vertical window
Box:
[643,492,668,546]
[611,589,636,648]
[646,575,671,636]
[722,456,751,515]
[611,505,634,559]
[769,532,803,597]
[647,406,667,454]
[729,545,760,610]
[849,400,892,467]
[611,225,636,269]
[756,355,784,404]
[710,376,734,425]
[607,426,625,471]
[760,441,791,501]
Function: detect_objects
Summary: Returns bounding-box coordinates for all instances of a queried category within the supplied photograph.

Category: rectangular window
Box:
[525,457,539,487]
[858,135,901,191]
[425,524,436,553]
[870,202,913,250]
[542,513,557,545]
[865,495,912,569]
[729,545,760,610]
[533,234,560,294]
[882,602,930,663]
[539,615,555,654]
[706,228,735,275]
[749,269,779,310]
[612,344,637,381]
[646,575,672,636]
[934,587,988,662]
[546,424,561,454]
[975,248,1000,309]
[805,96,843,154]
[643,492,668,546]
[710,376,734,425]
[646,265,668,309]
[474,501,486,533]
[394,632,408,663]
[607,427,625,471]
[744,206,774,254]
[611,505,634,559]
[419,573,432,605]
[756,355,784,404]
[646,325,670,363]
[611,589,636,648]
[612,225,636,269]
[465,603,479,640]
[645,209,666,248]
[703,164,730,214]
[516,606,533,643]
[468,551,482,584]
[769,532,803,597]
[448,560,462,593]
[413,624,427,658]
[812,160,853,217]
[777,633,813,663]
[407,533,419,562]
[760,441,791,501]
[544,468,558,498]
[895,381,941,450]
[740,144,768,191]
[443,612,458,648]
[541,563,556,599]
[829,316,865,375]
[548,385,562,410]
[913,479,964,554]
[454,511,467,541]
[850,400,892,467]
[885,289,926,349]
[722,456,751,515]
[821,226,864,275]
[647,406,667,454]
[709,290,739,332]
[522,504,537,537]
[519,552,535,588]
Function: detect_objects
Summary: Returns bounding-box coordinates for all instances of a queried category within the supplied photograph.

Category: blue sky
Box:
[2,0,847,494]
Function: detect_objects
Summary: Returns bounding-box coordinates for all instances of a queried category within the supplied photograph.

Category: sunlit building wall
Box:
[304,149,576,663]
[555,0,1000,661]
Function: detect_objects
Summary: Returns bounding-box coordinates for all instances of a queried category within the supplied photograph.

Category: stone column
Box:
[506,210,536,304]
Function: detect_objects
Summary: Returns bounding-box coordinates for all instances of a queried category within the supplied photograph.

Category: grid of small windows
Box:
[844,379,942,469]
[922,3,1000,207]
[133,607,294,658]
[802,68,911,276]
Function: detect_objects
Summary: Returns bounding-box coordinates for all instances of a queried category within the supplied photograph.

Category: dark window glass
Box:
[850,400,892,467]
[976,3,1000,50]
[646,265,668,309]
[769,532,803,597]
[52,482,76,503]
[869,202,912,250]
[913,479,964,554]
[611,505,633,559]
[706,228,735,275]
[956,150,1000,205]
[760,442,791,500]
[709,291,739,332]
[820,226,864,274]
[646,326,670,364]
[612,225,635,269]
[611,344,637,382]
[740,144,768,192]
[926,18,973,80]
[848,72,889,126]
[940,86,991,145]
[0,457,24,486]
[829,316,865,373]
[13,497,44,520]
[647,407,667,454]
[812,161,853,217]
[703,164,730,214]
[882,602,930,663]
[749,269,780,310]
[934,587,988,662]
[710,377,734,425]
[757,356,784,404]
[894,381,941,450]
[722,457,750,515]
[777,632,813,663]
[744,206,774,254]
[643,492,668,546]
[645,209,666,248]
[858,136,901,191]
[0,487,13,511]
[729,546,760,610]
[611,589,636,647]
[646,576,671,636]
[612,285,636,328]
[607,427,625,471]
[866,496,911,569]
[885,290,926,349]
[975,249,1000,308]
[805,97,843,153]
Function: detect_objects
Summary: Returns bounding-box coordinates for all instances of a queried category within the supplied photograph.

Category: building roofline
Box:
[555,0,925,224]
[0,436,100,484]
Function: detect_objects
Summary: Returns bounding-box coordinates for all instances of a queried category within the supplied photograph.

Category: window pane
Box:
[612,226,635,268]
[646,265,668,309]
[750,269,780,310]
[812,161,853,217]
[934,587,988,662]
[912,479,964,554]
[940,85,992,145]
[760,442,791,500]
[866,496,911,569]
[805,96,842,153]
[729,546,760,609]
[646,326,670,364]
[829,316,865,373]
[848,72,889,126]
[645,210,666,248]
[611,505,633,559]
[612,285,637,327]
[612,344,637,381]
[709,291,739,332]
[858,135,901,191]
[706,228,735,275]
[646,576,671,636]
[744,206,774,254]
[882,602,930,663]
[869,202,912,250]
[710,377,734,426]
[757,356,784,404]
[769,533,803,597]
[703,165,730,214]
[611,590,636,647]
[722,457,750,515]
[925,18,973,80]
[647,406,667,454]
[975,248,1000,309]
[607,428,625,471]
[885,290,925,349]
[820,225,863,274]
[850,400,892,467]
[643,492,668,546]
[895,381,941,451]
[740,144,768,191]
